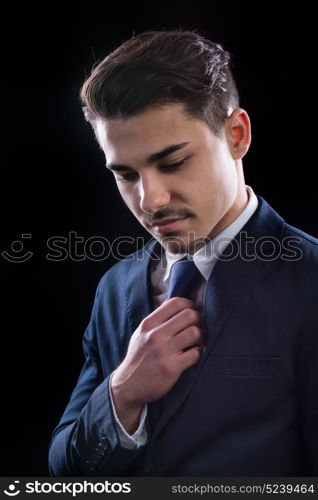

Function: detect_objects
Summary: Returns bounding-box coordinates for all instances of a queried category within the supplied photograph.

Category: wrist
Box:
[110,371,144,434]
[111,368,143,409]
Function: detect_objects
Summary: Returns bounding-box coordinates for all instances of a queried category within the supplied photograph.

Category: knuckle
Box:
[145,331,157,347]
[140,317,152,333]
[189,325,201,339]
[189,348,201,364]
[184,308,198,323]
[169,296,184,308]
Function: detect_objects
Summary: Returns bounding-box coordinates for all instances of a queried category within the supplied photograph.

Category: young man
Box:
[49,30,318,476]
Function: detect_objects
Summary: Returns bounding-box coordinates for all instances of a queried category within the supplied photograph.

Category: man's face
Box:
[96,103,248,254]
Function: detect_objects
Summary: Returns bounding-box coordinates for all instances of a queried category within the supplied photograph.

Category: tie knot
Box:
[168,259,202,300]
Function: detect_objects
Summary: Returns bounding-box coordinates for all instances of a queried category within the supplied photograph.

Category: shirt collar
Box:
[163,185,258,282]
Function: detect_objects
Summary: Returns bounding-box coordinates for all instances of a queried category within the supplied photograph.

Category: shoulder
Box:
[275,222,318,308]
[282,222,318,264]
[254,196,318,263]
[283,222,318,246]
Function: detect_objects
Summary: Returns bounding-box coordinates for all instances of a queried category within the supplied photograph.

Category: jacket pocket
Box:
[202,356,281,377]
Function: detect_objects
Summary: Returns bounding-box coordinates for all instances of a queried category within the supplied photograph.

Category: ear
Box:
[225,108,251,160]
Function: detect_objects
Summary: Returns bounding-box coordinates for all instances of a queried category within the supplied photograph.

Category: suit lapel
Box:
[202,195,286,358]
[125,238,162,335]
[203,245,270,353]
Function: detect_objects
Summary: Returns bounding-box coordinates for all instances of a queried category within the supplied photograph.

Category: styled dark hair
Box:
[80,30,239,135]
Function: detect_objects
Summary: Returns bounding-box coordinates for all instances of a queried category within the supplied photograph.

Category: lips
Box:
[151,216,189,233]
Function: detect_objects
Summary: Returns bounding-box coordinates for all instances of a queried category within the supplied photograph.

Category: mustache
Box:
[144,208,193,225]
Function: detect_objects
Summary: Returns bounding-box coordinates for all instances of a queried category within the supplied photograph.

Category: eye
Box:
[115,155,191,182]
[159,156,190,172]
[115,171,139,182]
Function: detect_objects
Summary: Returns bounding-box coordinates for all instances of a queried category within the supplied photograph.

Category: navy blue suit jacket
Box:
[49,197,318,476]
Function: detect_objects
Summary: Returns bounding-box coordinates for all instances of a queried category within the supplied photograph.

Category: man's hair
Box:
[80,30,240,135]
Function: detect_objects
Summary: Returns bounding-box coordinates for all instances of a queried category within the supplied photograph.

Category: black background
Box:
[1,0,317,475]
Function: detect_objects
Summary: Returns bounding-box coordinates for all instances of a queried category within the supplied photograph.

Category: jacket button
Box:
[95,447,104,456]
[101,437,108,450]
[86,460,96,471]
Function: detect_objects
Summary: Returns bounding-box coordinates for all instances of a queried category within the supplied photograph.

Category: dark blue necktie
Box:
[148,259,203,432]
[168,259,202,300]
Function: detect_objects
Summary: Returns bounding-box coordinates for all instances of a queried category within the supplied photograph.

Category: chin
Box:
[157,235,187,254]
[160,236,192,255]
[159,230,211,255]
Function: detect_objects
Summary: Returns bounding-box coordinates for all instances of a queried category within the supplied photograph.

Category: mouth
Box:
[151,216,189,234]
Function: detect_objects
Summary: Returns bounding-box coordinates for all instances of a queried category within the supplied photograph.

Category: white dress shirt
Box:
[109,186,258,448]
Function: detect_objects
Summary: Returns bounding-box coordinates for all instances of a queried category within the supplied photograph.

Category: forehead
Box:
[95,103,208,163]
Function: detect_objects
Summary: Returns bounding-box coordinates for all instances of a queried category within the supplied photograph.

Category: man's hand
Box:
[110,297,203,434]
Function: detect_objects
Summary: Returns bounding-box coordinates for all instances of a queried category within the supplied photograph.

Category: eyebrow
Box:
[106,141,190,171]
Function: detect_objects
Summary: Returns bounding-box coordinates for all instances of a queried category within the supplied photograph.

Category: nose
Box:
[139,172,171,213]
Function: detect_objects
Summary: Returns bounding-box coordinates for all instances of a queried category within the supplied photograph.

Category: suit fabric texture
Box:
[49,197,318,476]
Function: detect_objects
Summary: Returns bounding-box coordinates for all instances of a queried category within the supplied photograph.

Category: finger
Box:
[174,346,202,372]
[140,297,197,332]
[161,308,202,337]
[171,326,203,352]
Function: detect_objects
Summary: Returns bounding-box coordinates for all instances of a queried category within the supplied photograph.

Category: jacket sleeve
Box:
[48,278,147,476]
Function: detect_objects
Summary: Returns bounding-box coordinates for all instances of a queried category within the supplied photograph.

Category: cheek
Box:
[192,167,236,216]
[117,184,140,213]
[203,154,237,201]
